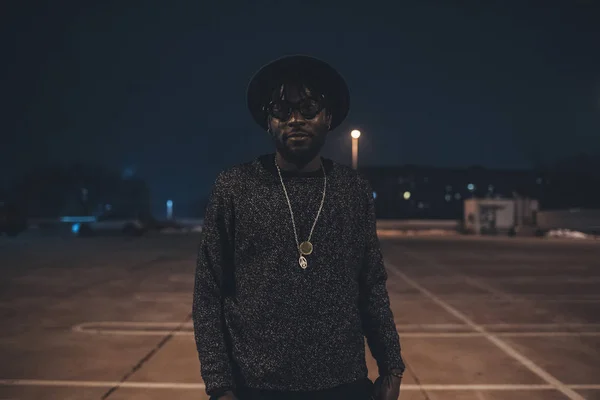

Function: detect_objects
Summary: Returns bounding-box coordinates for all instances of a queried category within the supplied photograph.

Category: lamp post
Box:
[351,130,361,170]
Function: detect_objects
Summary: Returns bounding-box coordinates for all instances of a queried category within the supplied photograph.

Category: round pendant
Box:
[299,241,313,255]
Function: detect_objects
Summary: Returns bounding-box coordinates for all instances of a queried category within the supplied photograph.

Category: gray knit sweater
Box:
[193,153,404,397]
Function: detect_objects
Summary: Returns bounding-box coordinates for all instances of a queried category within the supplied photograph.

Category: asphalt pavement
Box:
[1,233,599,400]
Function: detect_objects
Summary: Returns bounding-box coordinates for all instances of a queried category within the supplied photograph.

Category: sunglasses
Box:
[265,97,326,121]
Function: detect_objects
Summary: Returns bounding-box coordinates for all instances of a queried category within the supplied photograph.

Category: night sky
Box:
[3,1,600,215]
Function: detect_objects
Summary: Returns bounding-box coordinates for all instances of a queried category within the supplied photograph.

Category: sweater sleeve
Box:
[357,176,406,376]
[192,171,236,397]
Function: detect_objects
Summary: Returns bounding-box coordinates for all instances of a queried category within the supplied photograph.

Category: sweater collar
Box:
[257,153,334,179]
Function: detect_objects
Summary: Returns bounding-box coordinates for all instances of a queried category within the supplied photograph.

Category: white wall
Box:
[464,198,516,233]
[537,209,600,233]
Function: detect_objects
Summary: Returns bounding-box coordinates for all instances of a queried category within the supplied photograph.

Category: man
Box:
[193,55,405,400]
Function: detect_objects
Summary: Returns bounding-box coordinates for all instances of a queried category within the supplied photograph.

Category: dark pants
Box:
[233,378,374,400]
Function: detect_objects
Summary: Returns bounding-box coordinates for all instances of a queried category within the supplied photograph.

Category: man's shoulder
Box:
[212,158,258,187]
[328,159,370,189]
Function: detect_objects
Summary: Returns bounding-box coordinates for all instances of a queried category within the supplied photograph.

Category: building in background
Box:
[463,197,539,235]
[359,165,541,220]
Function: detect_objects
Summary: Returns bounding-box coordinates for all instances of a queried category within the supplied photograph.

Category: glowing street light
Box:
[403,191,411,200]
[350,130,361,170]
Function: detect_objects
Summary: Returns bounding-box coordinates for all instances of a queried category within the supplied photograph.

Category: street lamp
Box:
[351,130,361,169]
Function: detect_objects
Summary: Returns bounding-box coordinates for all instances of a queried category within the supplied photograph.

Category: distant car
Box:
[0,202,28,237]
[72,214,146,237]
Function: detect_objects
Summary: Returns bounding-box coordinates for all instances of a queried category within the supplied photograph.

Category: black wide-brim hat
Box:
[247,55,350,131]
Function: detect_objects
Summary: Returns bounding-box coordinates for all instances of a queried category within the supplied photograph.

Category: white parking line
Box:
[72,329,600,338]
[395,323,468,330]
[0,379,204,389]
[74,321,600,332]
[444,298,600,304]
[387,264,587,400]
[72,321,193,331]
[168,274,193,283]
[408,276,600,284]
[73,329,192,336]
[71,321,600,338]
[1,379,599,391]
[134,293,191,302]
[396,332,600,338]
[397,323,600,330]
[458,293,600,298]
[396,294,600,304]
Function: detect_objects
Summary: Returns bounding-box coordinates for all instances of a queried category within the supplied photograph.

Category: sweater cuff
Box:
[379,357,406,377]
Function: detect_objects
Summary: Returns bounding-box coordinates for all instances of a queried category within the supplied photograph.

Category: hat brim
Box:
[247,55,350,131]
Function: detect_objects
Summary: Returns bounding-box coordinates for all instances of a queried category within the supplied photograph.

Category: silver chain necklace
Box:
[275,155,327,269]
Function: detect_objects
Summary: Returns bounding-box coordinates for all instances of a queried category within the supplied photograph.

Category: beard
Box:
[272,133,327,168]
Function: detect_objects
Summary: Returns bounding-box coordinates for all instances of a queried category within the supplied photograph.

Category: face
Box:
[267,83,332,167]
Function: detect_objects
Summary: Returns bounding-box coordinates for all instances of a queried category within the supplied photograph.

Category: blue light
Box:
[166,200,173,208]
[122,167,134,179]
[372,191,377,199]
[71,223,80,234]
[61,216,97,223]
[467,183,475,191]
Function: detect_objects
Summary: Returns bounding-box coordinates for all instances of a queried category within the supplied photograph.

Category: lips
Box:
[288,132,311,139]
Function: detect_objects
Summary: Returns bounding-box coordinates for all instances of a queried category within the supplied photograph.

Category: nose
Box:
[287,110,306,127]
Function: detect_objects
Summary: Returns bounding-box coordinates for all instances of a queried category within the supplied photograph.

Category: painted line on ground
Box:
[71,321,600,334]
[442,298,600,304]
[72,329,192,336]
[134,293,190,302]
[72,321,193,331]
[0,379,204,389]
[397,323,600,330]
[168,274,193,283]
[71,322,600,338]
[74,321,600,331]
[1,379,600,391]
[394,296,600,304]
[459,293,600,297]
[71,329,600,338]
[397,249,547,303]
[406,276,600,284]
[396,249,523,303]
[397,332,600,338]
[397,247,600,355]
[72,321,600,337]
[387,263,587,400]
